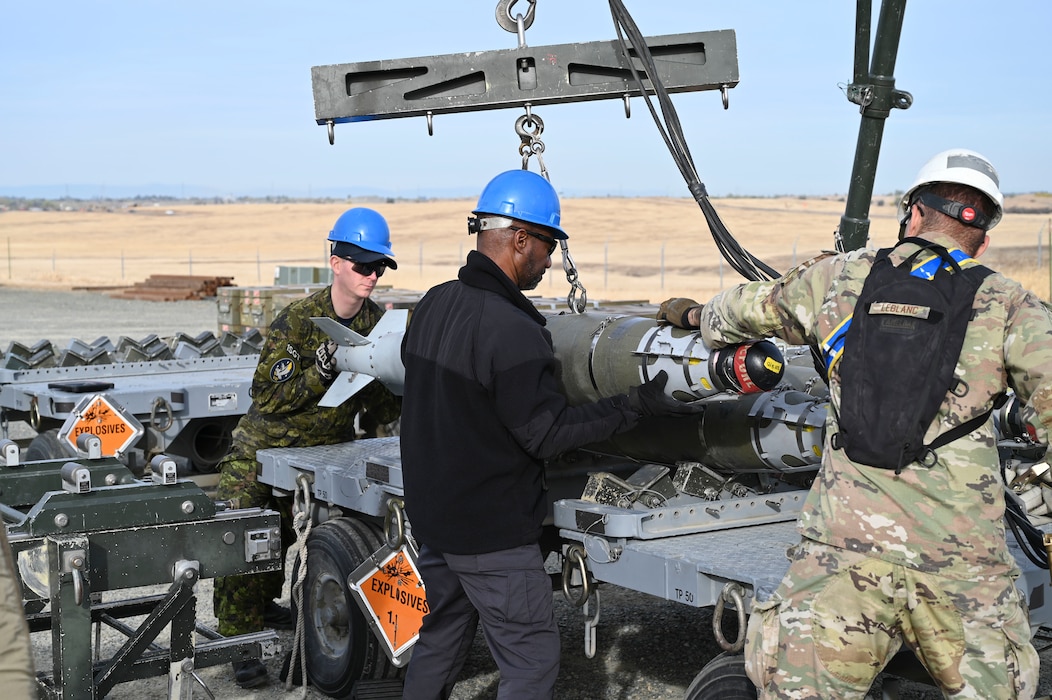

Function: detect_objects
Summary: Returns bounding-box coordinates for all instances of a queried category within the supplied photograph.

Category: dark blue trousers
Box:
[402,542,559,700]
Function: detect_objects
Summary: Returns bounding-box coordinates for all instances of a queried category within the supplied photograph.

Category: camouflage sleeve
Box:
[249,307,329,417]
[700,254,835,348]
[1004,289,1052,434]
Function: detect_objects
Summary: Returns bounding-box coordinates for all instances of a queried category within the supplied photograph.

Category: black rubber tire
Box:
[24,427,73,461]
[684,652,757,700]
[294,517,401,698]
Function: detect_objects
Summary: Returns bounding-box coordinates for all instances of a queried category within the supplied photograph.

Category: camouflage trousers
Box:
[0,529,34,695]
[213,454,295,637]
[745,538,1039,699]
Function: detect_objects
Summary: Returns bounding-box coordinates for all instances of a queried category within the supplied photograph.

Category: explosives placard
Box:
[348,539,426,665]
[59,393,144,457]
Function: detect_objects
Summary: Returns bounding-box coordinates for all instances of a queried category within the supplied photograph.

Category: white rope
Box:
[285,475,313,697]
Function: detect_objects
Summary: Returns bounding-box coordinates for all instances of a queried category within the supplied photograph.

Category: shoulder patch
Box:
[270,357,296,382]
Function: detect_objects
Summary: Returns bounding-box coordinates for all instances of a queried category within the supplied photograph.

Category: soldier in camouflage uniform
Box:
[660,149,1052,699]
[0,527,34,695]
[214,207,402,688]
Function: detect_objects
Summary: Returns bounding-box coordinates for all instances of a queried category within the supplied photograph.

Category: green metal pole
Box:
[838,0,910,252]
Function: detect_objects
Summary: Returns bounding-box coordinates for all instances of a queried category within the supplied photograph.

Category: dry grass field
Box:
[2,194,1050,305]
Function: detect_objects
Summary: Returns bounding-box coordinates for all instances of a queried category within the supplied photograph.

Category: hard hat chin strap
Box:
[913,191,992,231]
[897,210,913,241]
[467,215,517,235]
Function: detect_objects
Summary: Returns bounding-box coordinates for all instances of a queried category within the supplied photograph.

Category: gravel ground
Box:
[31,574,1052,700]
[0,287,220,349]
[6,286,1052,699]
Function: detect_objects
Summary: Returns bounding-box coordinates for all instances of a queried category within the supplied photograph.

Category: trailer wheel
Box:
[294,517,400,697]
[684,652,756,700]
[24,428,73,461]
[162,416,238,473]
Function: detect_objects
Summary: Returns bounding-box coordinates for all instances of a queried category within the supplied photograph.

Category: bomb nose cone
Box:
[710,340,784,394]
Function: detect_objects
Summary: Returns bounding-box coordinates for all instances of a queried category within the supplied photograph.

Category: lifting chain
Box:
[515,107,548,178]
[562,246,588,314]
[513,106,588,314]
[495,0,536,48]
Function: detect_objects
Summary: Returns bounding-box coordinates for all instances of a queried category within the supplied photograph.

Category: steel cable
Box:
[606,0,779,282]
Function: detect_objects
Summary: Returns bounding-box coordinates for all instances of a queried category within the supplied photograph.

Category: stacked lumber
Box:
[106,274,235,301]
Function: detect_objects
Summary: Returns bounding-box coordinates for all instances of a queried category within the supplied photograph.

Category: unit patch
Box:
[270,358,296,382]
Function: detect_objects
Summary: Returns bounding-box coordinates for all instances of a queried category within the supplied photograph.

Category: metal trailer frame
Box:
[2,452,283,699]
[0,355,257,425]
[0,354,258,472]
[553,498,1052,627]
[257,435,1052,699]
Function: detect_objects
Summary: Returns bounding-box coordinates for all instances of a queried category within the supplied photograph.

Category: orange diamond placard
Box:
[60,394,143,457]
[349,543,427,663]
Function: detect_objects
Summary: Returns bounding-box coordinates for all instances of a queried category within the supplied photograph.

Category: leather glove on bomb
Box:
[628,370,704,417]
[656,297,702,329]
[315,340,338,383]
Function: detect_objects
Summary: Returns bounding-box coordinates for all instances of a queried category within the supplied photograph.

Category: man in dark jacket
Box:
[400,169,695,699]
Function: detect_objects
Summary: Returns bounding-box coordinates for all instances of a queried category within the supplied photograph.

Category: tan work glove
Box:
[656,297,702,329]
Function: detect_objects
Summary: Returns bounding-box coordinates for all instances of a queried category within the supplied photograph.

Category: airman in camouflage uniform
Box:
[214,207,402,688]
[666,150,1052,698]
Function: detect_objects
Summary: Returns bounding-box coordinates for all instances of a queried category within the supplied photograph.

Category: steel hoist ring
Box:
[293,472,313,525]
[495,0,536,34]
[561,544,592,607]
[63,551,87,606]
[514,111,544,142]
[150,396,174,431]
[713,582,747,652]
[385,497,407,550]
[29,396,40,431]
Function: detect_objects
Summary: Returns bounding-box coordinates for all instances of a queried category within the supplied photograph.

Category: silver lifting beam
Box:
[312,30,739,141]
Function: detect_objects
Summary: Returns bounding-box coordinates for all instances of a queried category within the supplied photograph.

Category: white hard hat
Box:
[898,149,1004,230]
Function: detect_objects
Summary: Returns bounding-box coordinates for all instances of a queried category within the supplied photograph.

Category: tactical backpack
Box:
[831,237,997,473]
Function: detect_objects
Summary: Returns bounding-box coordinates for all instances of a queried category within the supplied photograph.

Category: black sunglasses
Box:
[518,228,558,256]
[342,258,387,278]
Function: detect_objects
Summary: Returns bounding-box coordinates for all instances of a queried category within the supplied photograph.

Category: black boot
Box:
[263,600,295,630]
[232,658,268,689]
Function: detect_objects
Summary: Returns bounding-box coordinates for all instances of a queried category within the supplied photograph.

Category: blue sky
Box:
[1,1,1048,199]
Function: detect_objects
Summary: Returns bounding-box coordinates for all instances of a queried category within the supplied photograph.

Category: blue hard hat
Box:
[472,170,567,239]
[328,208,395,258]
